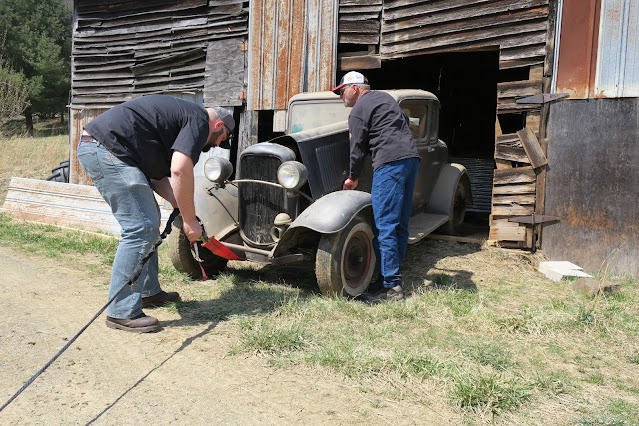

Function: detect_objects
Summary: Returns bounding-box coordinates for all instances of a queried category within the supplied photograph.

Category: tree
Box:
[0,0,71,135]
[0,27,29,124]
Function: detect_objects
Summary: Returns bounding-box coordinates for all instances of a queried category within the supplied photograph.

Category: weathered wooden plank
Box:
[498,79,543,99]
[492,183,536,195]
[496,133,522,147]
[495,145,529,163]
[489,224,526,241]
[383,0,547,21]
[339,54,381,70]
[382,11,547,50]
[339,34,380,45]
[491,204,535,216]
[495,159,512,170]
[517,127,548,169]
[339,20,380,33]
[493,166,536,185]
[492,194,536,205]
[381,28,547,57]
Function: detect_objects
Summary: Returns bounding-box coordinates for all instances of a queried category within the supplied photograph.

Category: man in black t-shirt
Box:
[78,95,235,332]
[332,72,420,304]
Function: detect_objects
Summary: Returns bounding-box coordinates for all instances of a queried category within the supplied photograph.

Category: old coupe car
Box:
[169,90,472,297]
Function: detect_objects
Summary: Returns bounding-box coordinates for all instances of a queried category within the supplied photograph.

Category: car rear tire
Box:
[315,216,376,297]
[444,181,467,235]
[168,225,228,279]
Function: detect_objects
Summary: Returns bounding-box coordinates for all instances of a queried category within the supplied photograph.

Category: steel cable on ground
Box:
[0,208,180,413]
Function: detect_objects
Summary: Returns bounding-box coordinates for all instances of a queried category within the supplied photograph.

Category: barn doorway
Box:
[364,51,500,236]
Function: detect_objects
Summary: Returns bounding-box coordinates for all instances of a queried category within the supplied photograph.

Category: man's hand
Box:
[182,218,203,242]
[343,177,359,190]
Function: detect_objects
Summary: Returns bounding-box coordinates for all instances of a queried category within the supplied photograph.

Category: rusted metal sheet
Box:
[248,0,338,111]
[1,177,170,235]
[543,97,639,276]
[595,0,639,97]
[379,0,550,69]
[554,0,601,98]
[72,0,248,109]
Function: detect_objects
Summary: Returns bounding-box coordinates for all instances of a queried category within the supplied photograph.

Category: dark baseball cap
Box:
[212,106,235,149]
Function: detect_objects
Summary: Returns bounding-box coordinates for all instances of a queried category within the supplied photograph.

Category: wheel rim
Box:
[343,230,372,288]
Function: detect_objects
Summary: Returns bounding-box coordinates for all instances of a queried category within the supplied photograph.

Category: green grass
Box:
[0,214,638,423]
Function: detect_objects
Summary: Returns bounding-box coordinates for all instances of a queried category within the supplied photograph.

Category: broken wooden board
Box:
[517,127,548,169]
[1,177,170,235]
[538,261,593,282]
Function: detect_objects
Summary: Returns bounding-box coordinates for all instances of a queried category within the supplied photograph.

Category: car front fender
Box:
[193,176,239,241]
[271,190,373,258]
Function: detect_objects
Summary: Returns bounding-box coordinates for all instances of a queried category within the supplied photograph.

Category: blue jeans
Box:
[77,140,161,319]
[371,157,419,289]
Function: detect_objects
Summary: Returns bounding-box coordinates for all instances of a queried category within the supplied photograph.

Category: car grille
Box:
[239,154,285,246]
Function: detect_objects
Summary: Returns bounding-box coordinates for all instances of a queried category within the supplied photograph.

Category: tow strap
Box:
[0,208,181,413]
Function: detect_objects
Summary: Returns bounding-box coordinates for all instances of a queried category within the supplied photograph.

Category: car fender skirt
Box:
[425,163,472,216]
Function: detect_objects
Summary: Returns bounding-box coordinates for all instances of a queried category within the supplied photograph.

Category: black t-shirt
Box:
[85,95,209,180]
[348,90,420,179]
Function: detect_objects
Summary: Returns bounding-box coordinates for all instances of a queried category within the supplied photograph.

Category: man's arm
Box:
[171,150,202,241]
[344,115,368,190]
[149,177,177,208]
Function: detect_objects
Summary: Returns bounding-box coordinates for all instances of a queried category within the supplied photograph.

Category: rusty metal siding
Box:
[248,0,338,111]
[543,97,639,276]
[71,0,248,109]
[379,0,550,69]
[554,0,602,98]
[595,0,639,97]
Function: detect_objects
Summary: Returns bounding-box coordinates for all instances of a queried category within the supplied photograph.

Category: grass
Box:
[0,133,69,202]
[1,140,638,423]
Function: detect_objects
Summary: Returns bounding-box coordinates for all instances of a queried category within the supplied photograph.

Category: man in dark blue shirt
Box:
[79,95,234,331]
[333,72,420,303]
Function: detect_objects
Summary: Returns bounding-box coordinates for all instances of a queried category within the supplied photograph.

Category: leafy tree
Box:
[0,0,71,135]
[0,27,29,124]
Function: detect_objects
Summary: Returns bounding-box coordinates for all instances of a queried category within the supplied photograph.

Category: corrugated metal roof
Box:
[248,0,338,111]
[595,0,639,97]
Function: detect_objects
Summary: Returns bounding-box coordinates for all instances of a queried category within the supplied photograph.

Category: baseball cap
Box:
[212,106,235,149]
[331,71,368,94]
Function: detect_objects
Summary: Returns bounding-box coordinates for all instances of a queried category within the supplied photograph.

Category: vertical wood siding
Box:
[248,0,338,110]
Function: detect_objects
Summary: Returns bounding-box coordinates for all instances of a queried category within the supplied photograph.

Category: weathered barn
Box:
[9,0,636,276]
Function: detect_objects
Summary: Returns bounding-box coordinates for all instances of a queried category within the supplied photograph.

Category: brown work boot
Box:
[142,291,180,308]
[105,313,161,333]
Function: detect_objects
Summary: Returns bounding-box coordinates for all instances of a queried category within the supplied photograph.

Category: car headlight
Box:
[203,156,233,183]
[277,161,308,190]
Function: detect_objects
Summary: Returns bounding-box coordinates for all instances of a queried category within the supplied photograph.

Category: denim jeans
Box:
[77,140,161,319]
[371,157,419,289]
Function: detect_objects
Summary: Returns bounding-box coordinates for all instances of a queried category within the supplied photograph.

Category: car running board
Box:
[407,213,449,245]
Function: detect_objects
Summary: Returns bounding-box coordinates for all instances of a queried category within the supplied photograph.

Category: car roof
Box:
[288,89,439,106]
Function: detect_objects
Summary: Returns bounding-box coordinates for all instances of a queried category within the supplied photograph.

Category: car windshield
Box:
[288,100,350,133]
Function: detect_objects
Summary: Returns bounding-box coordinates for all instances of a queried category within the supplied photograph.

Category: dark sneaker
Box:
[106,313,161,333]
[358,285,404,304]
[142,291,180,308]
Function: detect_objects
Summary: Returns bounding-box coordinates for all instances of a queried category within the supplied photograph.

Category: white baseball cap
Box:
[331,71,368,94]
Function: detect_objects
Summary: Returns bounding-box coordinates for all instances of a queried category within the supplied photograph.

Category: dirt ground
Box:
[0,245,460,425]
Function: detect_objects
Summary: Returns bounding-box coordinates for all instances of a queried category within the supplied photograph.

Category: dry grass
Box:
[0,134,69,203]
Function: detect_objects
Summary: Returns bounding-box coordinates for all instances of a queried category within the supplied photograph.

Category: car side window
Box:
[400,101,429,140]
